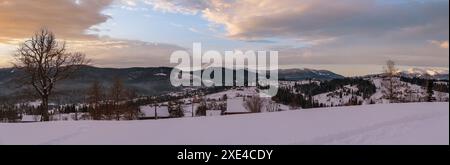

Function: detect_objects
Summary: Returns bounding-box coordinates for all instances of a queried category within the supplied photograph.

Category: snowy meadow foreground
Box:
[0,102,448,145]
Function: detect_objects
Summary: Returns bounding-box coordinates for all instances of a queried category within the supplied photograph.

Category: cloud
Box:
[140,0,449,41]
[0,0,187,68]
[0,0,114,42]
[272,38,450,68]
[0,43,15,67]
[117,0,208,14]
[68,39,186,67]
[1,0,448,69]
[138,0,449,68]
[429,40,449,49]
[0,37,186,68]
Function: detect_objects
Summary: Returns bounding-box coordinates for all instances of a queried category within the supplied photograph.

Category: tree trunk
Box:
[41,96,50,121]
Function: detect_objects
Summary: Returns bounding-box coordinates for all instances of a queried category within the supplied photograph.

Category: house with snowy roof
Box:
[139,105,171,120]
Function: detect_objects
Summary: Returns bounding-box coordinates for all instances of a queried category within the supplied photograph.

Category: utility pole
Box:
[192,95,196,117]
[192,98,194,117]
[154,102,158,120]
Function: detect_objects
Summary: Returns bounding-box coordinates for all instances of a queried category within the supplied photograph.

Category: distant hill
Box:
[278,68,344,81]
[0,66,179,102]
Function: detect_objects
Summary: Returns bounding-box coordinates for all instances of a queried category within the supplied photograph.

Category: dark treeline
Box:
[0,102,21,122]
[293,78,377,99]
[273,78,377,109]
[273,87,321,109]
[134,86,231,106]
[400,77,449,93]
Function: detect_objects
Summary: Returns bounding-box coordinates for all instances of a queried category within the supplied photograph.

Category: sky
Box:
[0,0,448,76]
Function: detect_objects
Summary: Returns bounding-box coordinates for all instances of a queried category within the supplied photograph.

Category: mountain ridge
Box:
[0,66,344,99]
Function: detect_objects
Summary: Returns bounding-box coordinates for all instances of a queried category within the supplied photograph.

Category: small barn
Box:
[139,105,171,120]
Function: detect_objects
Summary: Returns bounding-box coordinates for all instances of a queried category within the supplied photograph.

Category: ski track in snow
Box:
[297,110,447,145]
[40,126,89,145]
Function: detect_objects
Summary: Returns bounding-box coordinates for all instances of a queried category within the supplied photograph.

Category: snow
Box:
[23,100,42,108]
[311,77,448,106]
[205,87,259,100]
[226,98,249,113]
[0,102,447,145]
[314,85,363,107]
[17,100,56,108]
[405,68,449,76]
[279,80,320,89]
[51,113,88,121]
[154,73,167,76]
[370,78,386,102]
[182,104,198,117]
[206,110,222,116]
[21,115,40,122]
[434,91,449,102]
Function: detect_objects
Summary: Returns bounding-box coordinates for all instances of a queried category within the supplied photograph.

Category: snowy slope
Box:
[205,87,260,100]
[0,102,448,145]
[314,85,364,106]
[312,77,449,106]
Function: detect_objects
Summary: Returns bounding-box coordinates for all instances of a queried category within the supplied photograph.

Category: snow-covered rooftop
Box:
[140,106,170,118]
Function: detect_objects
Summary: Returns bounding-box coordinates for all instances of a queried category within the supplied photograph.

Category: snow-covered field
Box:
[0,102,448,145]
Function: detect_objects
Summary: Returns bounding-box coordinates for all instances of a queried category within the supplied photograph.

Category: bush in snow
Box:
[168,101,184,118]
[243,95,265,113]
[266,101,279,112]
[196,101,208,116]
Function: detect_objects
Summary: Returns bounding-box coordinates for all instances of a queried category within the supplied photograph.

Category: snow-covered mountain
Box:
[0,66,344,98]
[399,68,449,80]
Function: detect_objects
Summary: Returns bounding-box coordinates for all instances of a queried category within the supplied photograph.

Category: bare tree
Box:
[87,81,104,120]
[385,60,398,77]
[13,29,88,121]
[243,95,265,113]
[123,88,139,120]
[168,101,184,118]
[266,101,279,112]
[196,101,208,116]
[110,77,126,120]
[110,77,126,103]
[87,81,104,104]
[382,60,400,103]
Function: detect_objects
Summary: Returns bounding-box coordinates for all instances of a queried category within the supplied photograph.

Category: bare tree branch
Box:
[12,28,89,121]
